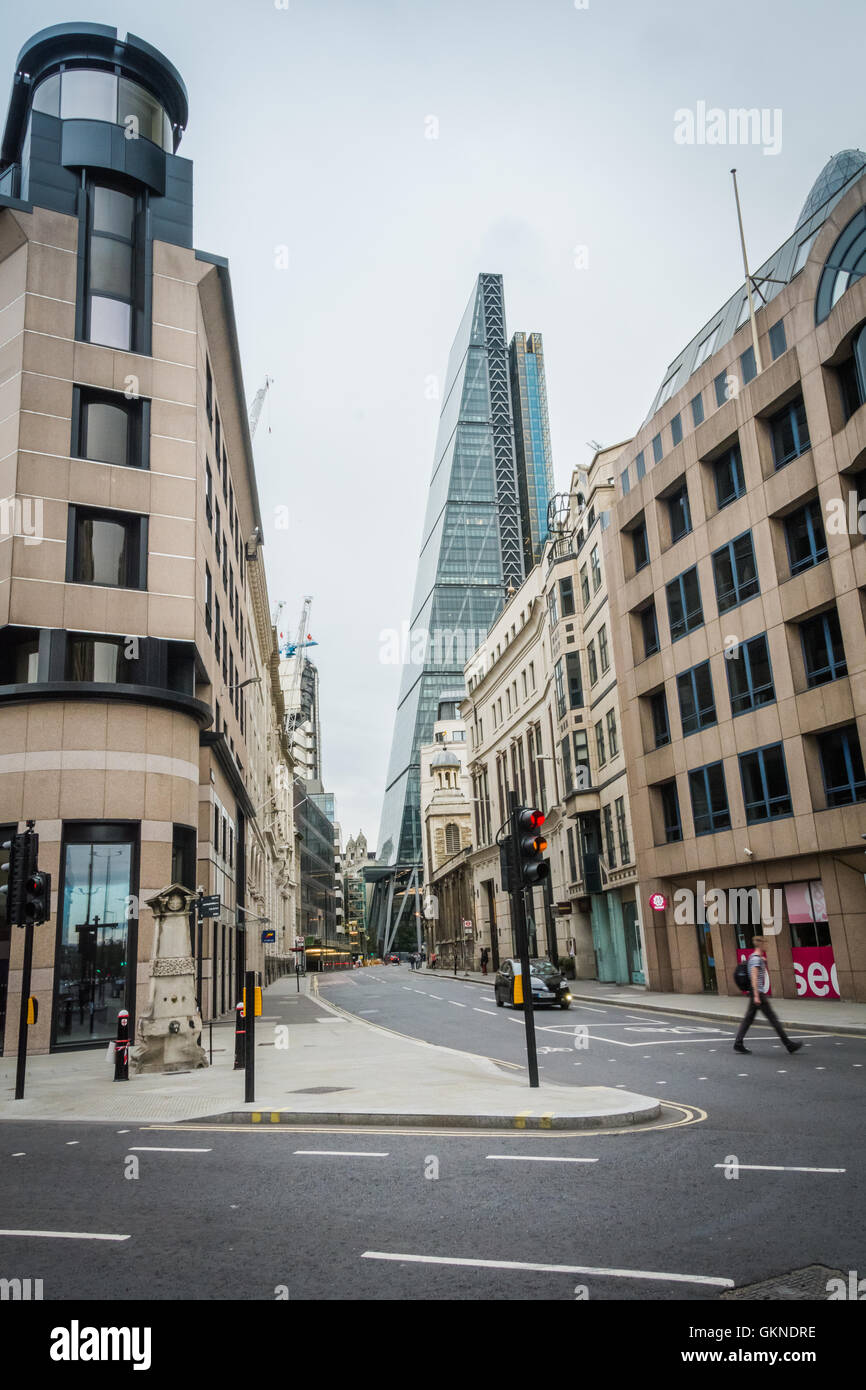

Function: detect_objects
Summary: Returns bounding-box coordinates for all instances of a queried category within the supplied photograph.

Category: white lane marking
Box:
[402,987,413,992]
[315,1018,347,1022]
[575,1005,608,1014]
[116,1129,130,1134]
[449,1001,467,1008]
[361,1251,733,1288]
[11,1153,25,1157]
[359,1010,380,1014]
[713,1163,846,1174]
[474,1008,495,1015]
[698,1077,708,1080]
[128,1146,212,1153]
[429,995,443,1001]
[0,1229,130,1241]
[66,1141,80,1146]
[486,1155,598,1164]
[294,1150,389,1158]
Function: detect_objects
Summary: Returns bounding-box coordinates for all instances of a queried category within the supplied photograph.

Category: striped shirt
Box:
[747,951,769,994]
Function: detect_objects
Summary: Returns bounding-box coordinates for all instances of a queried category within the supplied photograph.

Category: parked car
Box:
[494,958,572,1009]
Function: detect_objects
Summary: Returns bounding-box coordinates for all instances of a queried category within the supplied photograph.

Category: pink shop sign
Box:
[792,946,839,999]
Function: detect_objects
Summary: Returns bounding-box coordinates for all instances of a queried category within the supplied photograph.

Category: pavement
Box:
[435,968,866,1034]
[0,974,660,1129]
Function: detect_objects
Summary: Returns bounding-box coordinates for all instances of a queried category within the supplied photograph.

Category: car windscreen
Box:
[530,962,557,977]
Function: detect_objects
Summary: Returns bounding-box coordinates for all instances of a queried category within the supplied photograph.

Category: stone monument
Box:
[132,884,208,1074]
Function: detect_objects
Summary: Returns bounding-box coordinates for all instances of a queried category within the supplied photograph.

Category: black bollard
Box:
[233,1001,245,1070]
[114,1009,130,1082]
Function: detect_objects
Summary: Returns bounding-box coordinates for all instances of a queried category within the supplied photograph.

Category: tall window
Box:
[632,520,649,571]
[547,587,559,628]
[818,726,866,807]
[739,744,792,823]
[784,500,827,576]
[595,721,606,768]
[566,652,583,708]
[559,576,576,616]
[650,689,670,748]
[587,640,598,685]
[606,708,618,757]
[641,603,660,658]
[677,661,717,736]
[726,634,775,715]
[689,762,730,835]
[554,659,567,719]
[84,183,140,351]
[598,625,610,673]
[74,388,145,469]
[615,797,629,863]
[54,824,136,1048]
[769,395,811,469]
[573,730,590,789]
[691,392,704,426]
[800,610,846,687]
[667,483,692,542]
[603,804,616,868]
[659,780,682,843]
[580,565,590,607]
[445,823,460,855]
[66,636,126,682]
[590,545,601,591]
[205,564,213,637]
[714,444,746,509]
[712,531,759,611]
[666,566,703,641]
[671,413,683,447]
[68,507,146,589]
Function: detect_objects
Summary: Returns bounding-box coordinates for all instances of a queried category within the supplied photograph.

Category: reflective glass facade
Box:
[378,274,523,867]
[510,332,555,572]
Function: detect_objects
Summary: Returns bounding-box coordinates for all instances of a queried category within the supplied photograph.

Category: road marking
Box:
[294,1150,389,1158]
[66,1141,79,1146]
[486,1155,598,1164]
[713,1163,846,1174]
[402,987,413,992]
[361,1251,733,1288]
[11,1153,25,1157]
[474,1008,495,1015]
[575,1005,608,1014]
[315,1017,347,1022]
[449,1001,467,1008]
[429,995,443,1000]
[359,1010,380,1014]
[0,1229,130,1241]
[128,1146,212,1153]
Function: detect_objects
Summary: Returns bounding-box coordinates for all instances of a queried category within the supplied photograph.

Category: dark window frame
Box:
[66,505,147,591]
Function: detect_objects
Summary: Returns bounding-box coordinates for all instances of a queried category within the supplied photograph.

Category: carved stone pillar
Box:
[132,884,208,1074]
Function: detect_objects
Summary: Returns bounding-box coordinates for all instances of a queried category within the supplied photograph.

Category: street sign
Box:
[198,894,221,918]
[261,929,275,943]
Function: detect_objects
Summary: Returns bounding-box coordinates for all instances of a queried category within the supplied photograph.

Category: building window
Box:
[547,587,559,628]
[652,433,663,464]
[73,387,146,470]
[689,762,731,835]
[598,625,610,674]
[818,726,866,807]
[667,483,692,542]
[621,468,630,496]
[715,370,730,408]
[694,327,720,370]
[65,636,126,683]
[659,780,682,843]
[590,545,601,592]
[739,744,792,823]
[800,610,847,687]
[587,640,598,685]
[666,566,704,642]
[770,395,811,469]
[67,507,147,590]
[769,320,787,360]
[712,531,759,612]
[0,629,41,684]
[205,462,213,528]
[580,565,590,607]
[726,633,775,715]
[54,823,136,1047]
[784,499,827,576]
[559,576,576,616]
[84,183,141,352]
[566,652,583,708]
[677,661,717,736]
[445,823,461,855]
[641,603,660,658]
[206,357,213,426]
[554,658,567,720]
[595,721,606,767]
[635,450,646,480]
[205,564,212,637]
[632,519,649,571]
[560,735,573,792]
[691,392,704,426]
[671,412,683,447]
[714,444,746,509]
[171,824,197,891]
[615,797,629,863]
[606,708,618,757]
[603,805,617,868]
[740,345,757,384]
[650,689,670,747]
[573,730,590,789]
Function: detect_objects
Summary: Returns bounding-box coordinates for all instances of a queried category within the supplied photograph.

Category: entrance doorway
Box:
[695,921,718,993]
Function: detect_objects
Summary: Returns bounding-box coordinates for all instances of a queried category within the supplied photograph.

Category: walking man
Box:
[480,946,489,977]
[734,936,802,1055]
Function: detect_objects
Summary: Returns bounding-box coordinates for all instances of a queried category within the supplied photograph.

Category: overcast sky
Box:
[2,0,864,844]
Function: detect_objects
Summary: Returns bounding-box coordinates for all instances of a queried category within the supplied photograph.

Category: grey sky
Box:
[2,0,864,843]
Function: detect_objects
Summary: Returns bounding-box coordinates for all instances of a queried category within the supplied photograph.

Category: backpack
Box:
[733,958,751,993]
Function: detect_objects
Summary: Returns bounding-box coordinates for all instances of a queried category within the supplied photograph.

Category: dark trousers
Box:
[735,992,792,1047]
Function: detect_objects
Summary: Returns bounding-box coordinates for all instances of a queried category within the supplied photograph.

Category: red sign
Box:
[649,893,667,912]
[792,946,839,999]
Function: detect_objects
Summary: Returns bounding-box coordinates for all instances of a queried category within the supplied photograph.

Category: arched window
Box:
[445,823,460,855]
[816,207,866,323]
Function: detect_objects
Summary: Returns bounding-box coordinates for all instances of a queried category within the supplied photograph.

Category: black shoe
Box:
[733,1043,751,1054]
[786,1041,803,1054]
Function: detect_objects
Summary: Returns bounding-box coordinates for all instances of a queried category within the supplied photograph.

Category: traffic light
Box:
[23,870,51,927]
[0,832,36,927]
[516,808,550,886]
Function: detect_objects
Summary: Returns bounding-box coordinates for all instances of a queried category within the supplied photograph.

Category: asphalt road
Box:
[0,965,860,1306]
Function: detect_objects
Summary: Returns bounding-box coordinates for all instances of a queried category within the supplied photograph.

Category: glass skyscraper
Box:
[510,332,555,572]
[377,274,525,874]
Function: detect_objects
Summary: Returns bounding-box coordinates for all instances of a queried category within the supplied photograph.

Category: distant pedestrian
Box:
[734,936,802,1056]
[480,947,489,977]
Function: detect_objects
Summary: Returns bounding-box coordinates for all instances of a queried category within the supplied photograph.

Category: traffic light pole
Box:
[14,918,34,1100]
[508,790,540,1089]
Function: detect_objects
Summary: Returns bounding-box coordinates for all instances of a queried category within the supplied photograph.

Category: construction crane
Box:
[248,376,272,439]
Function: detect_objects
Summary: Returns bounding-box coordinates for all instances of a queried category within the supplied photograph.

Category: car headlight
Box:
[563,992,572,1001]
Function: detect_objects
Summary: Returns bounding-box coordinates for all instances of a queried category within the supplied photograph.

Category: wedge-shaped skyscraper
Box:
[377,274,525,876]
